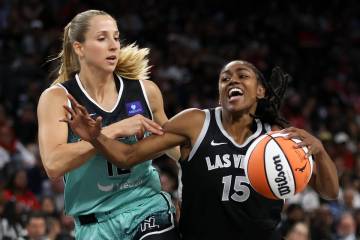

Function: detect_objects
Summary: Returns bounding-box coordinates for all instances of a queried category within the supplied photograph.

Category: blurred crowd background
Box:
[0,0,359,239]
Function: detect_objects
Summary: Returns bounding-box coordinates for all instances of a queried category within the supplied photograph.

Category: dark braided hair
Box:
[240,62,290,128]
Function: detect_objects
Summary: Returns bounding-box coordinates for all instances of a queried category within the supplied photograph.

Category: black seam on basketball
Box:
[267,133,297,196]
[262,135,277,199]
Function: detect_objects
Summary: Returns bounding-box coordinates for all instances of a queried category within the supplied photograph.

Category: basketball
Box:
[244,131,313,200]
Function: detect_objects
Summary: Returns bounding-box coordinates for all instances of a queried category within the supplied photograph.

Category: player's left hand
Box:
[281,127,325,158]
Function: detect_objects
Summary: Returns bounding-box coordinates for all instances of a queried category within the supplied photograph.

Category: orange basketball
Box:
[244,131,313,200]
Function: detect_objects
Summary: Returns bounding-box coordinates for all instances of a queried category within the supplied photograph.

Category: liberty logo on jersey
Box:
[140,216,159,232]
[126,101,144,116]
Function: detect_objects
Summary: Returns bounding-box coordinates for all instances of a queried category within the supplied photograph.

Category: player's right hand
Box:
[61,94,102,142]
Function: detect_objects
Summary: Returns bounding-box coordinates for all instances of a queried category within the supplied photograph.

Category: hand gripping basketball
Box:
[244,131,314,200]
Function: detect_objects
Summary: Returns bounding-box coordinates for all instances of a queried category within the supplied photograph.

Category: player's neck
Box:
[221,108,254,144]
[78,69,116,101]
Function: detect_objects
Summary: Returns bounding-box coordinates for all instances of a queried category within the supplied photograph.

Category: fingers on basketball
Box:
[245,131,313,200]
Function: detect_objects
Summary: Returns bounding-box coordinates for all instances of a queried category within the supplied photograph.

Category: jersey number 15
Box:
[222,175,250,202]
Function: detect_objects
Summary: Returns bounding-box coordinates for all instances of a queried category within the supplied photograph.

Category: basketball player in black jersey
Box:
[64,60,339,240]
[37,10,180,240]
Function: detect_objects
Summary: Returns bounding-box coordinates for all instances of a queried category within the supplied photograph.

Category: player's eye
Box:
[222,76,231,81]
[239,74,249,79]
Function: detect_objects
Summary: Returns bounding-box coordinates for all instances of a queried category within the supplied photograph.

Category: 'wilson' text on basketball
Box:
[273,155,291,196]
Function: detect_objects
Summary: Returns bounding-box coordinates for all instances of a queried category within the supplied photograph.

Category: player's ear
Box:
[73,41,84,57]
[256,84,265,99]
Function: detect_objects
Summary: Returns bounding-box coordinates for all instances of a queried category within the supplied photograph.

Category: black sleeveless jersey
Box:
[59,73,152,132]
[179,107,283,240]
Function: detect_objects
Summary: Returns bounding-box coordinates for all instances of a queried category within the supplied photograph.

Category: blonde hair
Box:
[52,10,150,85]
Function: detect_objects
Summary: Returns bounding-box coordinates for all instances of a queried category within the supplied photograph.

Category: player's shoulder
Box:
[164,108,207,138]
[139,79,162,104]
[170,108,207,127]
[178,108,206,118]
[38,84,68,109]
[40,84,67,100]
[140,79,159,93]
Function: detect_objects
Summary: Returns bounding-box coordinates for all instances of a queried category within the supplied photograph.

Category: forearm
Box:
[43,141,96,179]
[91,132,184,169]
[43,126,123,179]
[90,134,136,169]
[313,150,339,200]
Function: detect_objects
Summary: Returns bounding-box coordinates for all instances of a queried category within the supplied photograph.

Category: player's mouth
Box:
[106,55,117,64]
[227,87,244,102]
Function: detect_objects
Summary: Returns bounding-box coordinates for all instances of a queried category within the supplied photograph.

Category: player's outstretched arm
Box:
[92,131,185,169]
[282,127,339,200]
[64,95,203,168]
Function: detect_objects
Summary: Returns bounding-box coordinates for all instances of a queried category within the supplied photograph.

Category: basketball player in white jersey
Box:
[63,60,339,239]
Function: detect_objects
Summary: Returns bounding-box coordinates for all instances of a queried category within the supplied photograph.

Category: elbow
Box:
[327,179,340,200]
[43,159,64,180]
[321,186,339,201]
[328,187,340,200]
[322,192,339,201]
[45,167,63,180]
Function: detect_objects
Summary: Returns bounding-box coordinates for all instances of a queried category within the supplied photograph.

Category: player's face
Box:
[75,15,120,73]
[218,61,265,113]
